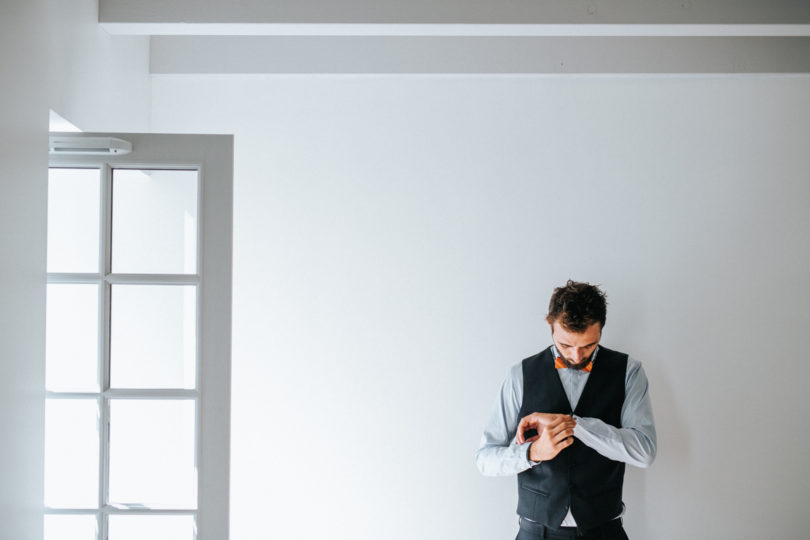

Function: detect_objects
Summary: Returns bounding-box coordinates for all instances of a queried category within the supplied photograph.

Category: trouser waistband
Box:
[518,516,624,539]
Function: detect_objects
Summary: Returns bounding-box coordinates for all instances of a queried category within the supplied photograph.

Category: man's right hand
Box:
[517,413,576,462]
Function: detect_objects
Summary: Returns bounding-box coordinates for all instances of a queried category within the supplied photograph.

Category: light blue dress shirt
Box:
[475,346,657,526]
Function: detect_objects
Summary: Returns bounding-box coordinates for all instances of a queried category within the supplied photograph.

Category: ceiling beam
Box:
[150,36,810,74]
[100,1,810,74]
[100,0,810,26]
[104,23,810,37]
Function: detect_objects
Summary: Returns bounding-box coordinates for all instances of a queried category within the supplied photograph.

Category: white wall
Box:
[152,74,810,539]
[0,1,150,538]
[48,0,150,132]
[0,3,49,538]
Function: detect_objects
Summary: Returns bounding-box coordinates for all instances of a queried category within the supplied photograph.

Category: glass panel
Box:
[46,283,99,392]
[44,399,99,509]
[108,515,194,540]
[110,285,196,389]
[44,514,97,540]
[47,168,100,273]
[111,169,198,274]
[108,400,197,509]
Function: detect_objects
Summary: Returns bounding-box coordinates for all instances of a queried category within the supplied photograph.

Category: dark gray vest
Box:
[516,346,627,532]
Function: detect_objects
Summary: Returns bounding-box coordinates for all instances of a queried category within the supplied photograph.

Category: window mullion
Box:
[99,163,113,540]
[104,274,201,285]
[98,397,110,540]
[194,167,203,536]
[103,389,199,399]
[47,273,104,284]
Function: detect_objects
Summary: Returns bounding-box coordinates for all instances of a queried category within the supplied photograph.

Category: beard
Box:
[559,353,593,370]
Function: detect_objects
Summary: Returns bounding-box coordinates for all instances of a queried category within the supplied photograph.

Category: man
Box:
[475,280,656,540]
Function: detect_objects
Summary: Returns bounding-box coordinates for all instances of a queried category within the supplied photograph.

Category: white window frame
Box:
[46,133,232,540]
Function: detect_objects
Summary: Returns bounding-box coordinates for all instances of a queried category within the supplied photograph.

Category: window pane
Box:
[46,283,99,392]
[47,168,100,273]
[110,285,196,389]
[109,400,196,509]
[108,515,194,540]
[45,399,99,509]
[111,169,198,274]
[44,514,97,540]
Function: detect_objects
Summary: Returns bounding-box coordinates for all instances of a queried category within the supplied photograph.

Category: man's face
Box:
[548,318,602,369]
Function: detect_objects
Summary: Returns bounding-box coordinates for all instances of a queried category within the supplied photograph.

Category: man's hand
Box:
[516,413,576,462]
[516,413,576,444]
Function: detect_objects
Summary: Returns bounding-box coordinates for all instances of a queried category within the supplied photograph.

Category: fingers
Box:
[549,426,575,446]
[546,419,576,446]
[516,418,527,444]
[518,413,540,430]
[546,418,575,435]
[516,414,541,444]
[545,415,575,430]
[555,436,574,451]
[528,429,575,461]
[517,413,575,445]
[518,428,537,445]
[551,429,574,447]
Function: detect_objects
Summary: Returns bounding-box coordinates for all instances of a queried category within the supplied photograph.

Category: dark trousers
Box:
[516,517,628,540]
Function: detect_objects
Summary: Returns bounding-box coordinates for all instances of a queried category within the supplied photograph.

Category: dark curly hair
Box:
[547,280,607,332]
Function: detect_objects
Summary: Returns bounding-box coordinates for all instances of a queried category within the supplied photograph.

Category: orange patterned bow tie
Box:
[555,356,593,373]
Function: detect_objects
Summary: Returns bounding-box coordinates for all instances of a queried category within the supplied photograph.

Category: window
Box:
[45,134,232,540]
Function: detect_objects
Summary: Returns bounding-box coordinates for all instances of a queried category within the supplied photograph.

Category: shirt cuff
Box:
[572,415,591,438]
